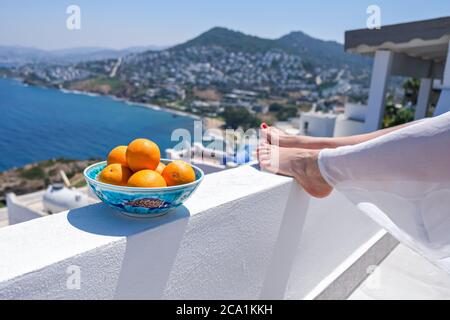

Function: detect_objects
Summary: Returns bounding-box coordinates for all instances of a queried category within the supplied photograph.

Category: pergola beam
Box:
[390,53,432,78]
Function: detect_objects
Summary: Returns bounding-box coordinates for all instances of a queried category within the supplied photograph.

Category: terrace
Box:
[2,163,449,299]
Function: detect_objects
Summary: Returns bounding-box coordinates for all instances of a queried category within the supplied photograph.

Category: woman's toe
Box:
[260,124,270,143]
[258,144,281,174]
[260,159,277,174]
[267,128,279,145]
[260,125,284,146]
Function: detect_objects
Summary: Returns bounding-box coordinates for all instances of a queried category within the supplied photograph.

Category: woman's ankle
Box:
[291,149,333,198]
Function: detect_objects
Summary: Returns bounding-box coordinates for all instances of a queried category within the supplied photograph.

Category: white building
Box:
[299,111,337,137]
[345,16,450,130]
[298,103,367,138]
[333,103,366,137]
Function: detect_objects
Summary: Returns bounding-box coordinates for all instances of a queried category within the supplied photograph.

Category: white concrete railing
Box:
[0,164,393,299]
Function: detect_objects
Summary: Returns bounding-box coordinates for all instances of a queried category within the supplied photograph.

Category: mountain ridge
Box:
[165,27,369,71]
[1,27,370,71]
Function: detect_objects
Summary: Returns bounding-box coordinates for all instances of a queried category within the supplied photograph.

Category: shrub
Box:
[19,166,45,180]
[221,107,260,130]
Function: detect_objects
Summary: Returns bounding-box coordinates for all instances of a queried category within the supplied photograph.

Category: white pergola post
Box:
[365,50,393,132]
[414,78,433,120]
[434,41,450,116]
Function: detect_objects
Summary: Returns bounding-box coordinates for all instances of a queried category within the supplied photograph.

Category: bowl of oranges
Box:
[84,138,204,217]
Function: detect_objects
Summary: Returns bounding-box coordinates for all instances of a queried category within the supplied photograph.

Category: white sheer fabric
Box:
[318,111,450,273]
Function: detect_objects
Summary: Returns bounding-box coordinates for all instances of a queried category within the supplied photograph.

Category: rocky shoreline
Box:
[21,76,203,121]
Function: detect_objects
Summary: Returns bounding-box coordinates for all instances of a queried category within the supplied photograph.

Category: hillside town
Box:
[11,28,374,125]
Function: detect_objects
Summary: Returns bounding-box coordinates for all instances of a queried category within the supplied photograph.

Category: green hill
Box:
[171,27,278,53]
[169,27,370,71]
[276,31,369,70]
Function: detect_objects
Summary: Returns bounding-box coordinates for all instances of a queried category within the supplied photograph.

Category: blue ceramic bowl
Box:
[84,159,204,217]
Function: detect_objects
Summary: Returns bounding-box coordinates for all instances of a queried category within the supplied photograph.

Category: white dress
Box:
[318,111,450,273]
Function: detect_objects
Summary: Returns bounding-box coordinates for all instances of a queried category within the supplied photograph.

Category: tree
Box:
[382,78,419,128]
[221,107,260,130]
[402,78,420,105]
[269,103,299,121]
[277,105,298,121]
[269,103,283,112]
[383,97,414,128]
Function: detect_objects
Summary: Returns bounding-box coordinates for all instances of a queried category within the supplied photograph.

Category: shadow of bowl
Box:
[67,202,191,237]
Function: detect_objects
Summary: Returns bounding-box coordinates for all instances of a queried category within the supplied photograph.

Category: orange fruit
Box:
[126,138,160,172]
[127,170,167,188]
[98,163,132,186]
[155,162,166,175]
[107,145,128,166]
[162,160,195,186]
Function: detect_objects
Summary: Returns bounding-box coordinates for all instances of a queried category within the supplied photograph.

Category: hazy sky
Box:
[0,0,448,50]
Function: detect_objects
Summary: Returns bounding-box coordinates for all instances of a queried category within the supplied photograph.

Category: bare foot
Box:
[260,123,330,149]
[257,142,333,198]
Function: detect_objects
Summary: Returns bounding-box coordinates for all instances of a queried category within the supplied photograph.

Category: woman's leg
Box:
[260,119,424,149]
[258,112,450,199]
[317,112,450,191]
[259,112,450,270]
[257,121,418,198]
[317,111,450,265]
[257,142,333,198]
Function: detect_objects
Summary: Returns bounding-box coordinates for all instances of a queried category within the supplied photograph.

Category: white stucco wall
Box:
[299,113,337,137]
[333,115,366,137]
[345,103,367,122]
[6,193,42,225]
[0,164,381,299]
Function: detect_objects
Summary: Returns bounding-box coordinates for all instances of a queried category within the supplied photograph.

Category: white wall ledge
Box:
[0,164,386,299]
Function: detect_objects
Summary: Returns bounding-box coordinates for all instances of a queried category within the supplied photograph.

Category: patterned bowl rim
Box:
[83,159,204,192]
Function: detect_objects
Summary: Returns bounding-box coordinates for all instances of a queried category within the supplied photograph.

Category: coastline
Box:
[115,96,201,120]
[0,76,215,173]
[3,76,229,135]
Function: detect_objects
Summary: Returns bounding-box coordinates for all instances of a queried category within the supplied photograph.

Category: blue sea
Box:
[0,77,195,172]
